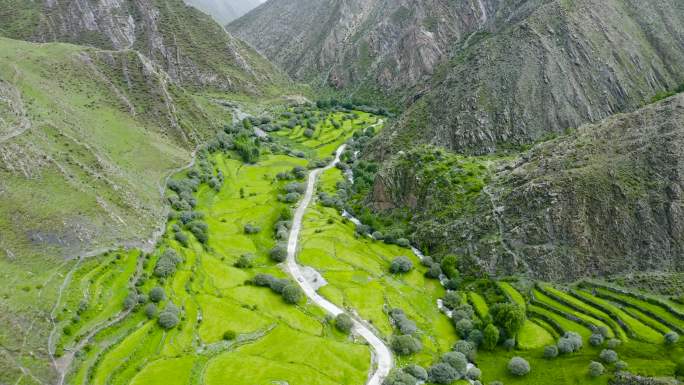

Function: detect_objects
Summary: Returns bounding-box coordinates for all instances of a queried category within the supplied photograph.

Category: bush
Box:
[616,360,628,371]
[335,313,354,334]
[372,231,384,240]
[599,349,618,364]
[382,369,416,385]
[391,335,422,356]
[665,331,680,345]
[428,363,460,384]
[144,303,157,319]
[453,340,475,360]
[674,359,684,378]
[282,284,303,304]
[403,364,428,381]
[455,318,474,338]
[389,256,413,274]
[468,329,484,347]
[244,224,261,234]
[396,238,410,248]
[441,351,468,375]
[606,338,622,349]
[491,303,526,337]
[303,129,314,138]
[503,338,516,351]
[443,291,462,310]
[154,249,182,278]
[270,245,288,262]
[588,361,604,377]
[483,323,500,350]
[425,263,442,279]
[507,357,530,376]
[149,287,165,303]
[558,331,583,353]
[223,330,237,340]
[389,309,418,335]
[589,333,605,346]
[174,231,189,247]
[234,253,255,268]
[466,367,482,380]
[253,274,275,287]
[543,345,558,359]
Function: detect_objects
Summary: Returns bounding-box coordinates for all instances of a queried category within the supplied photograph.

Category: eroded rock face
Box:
[382,0,684,153]
[372,94,684,281]
[229,0,508,95]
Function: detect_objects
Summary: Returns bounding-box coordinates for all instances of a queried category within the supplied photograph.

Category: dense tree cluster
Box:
[234,253,255,268]
[389,308,418,335]
[391,335,422,356]
[490,303,526,338]
[154,249,182,278]
[158,303,180,330]
[252,274,302,305]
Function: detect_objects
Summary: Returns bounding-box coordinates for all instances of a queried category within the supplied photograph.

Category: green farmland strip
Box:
[469,292,489,318]
[532,289,616,338]
[593,287,683,333]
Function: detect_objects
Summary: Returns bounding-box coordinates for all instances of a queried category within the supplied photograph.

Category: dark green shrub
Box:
[158,310,179,330]
[389,308,417,335]
[665,331,679,345]
[144,303,157,319]
[223,330,237,340]
[455,318,473,338]
[589,333,604,346]
[383,369,416,385]
[403,364,427,381]
[491,303,526,337]
[428,363,460,384]
[389,256,413,274]
[599,349,618,364]
[234,254,255,268]
[270,245,288,262]
[244,224,261,234]
[149,287,165,303]
[441,351,468,374]
[335,313,354,334]
[425,263,442,279]
[443,291,462,310]
[282,284,302,304]
[391,335,422,355]
[483,323,500,350]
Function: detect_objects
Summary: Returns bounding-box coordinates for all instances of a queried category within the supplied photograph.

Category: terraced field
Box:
[51,106,382,385]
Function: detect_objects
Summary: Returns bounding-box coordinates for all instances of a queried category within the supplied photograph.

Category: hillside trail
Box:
[285,143,393,385]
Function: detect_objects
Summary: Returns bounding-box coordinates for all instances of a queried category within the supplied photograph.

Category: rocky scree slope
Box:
[0,0,287,92]
[371,93,684,281]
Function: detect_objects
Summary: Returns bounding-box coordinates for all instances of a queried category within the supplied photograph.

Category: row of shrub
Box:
[251,274,302,304]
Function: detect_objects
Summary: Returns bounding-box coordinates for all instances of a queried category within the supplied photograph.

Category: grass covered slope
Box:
[0,36,220,262]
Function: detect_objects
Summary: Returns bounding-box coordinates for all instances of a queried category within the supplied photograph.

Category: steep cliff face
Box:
[229,0,514,97]
[371,94,684,281]
[0,0,286,92]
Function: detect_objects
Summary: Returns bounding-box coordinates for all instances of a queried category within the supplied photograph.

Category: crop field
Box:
[51,105,380,385]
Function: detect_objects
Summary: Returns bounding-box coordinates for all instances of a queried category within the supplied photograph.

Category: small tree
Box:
[453,340,475,358]
[282,284,303,304]
[599,349,618,364]
[588,361,604,377]
[149,287,165,303]
[425,263,442,279]
[607,338,622,349]
[391,335,422,356]
[491,303,526,338]
[466,367,482,380]
[389,256,413,274]
[144,303,157,319]
[234,253,255,268]
[335,313,354,334]
[616,360,628,371]
[270,245,288,262]
[403,364,427,381]
[441,352,468,375]
[158,310,179,329]
[507,357,530,376]
[483,323,500,350]
[455,318,474,338]
[428,363,460,384]
[244,224,261,234]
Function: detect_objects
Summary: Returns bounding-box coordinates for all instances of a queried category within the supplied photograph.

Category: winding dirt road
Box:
[285,144,393,385]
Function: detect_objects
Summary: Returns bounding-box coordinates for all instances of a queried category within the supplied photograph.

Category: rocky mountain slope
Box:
[184,0,263,24]
[231,0,684,152]
[371,93,684,281]
[0,0,286,92]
